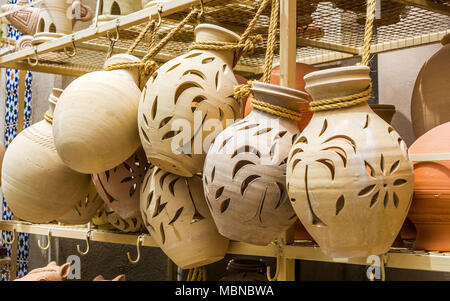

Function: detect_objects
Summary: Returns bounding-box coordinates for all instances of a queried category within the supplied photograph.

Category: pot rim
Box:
[251,81,309,102]
[303,65,370,82]
[194,23,240,42]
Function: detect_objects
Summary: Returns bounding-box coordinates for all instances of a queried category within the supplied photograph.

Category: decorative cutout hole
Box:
[191,96,206,112]
[232,160,255,178]
[292,159,301,171]
[202,57,215,64]
[162,130,181,140]
[275,182,287,209]
[182,69,205,80]
[383,192,389,208]
[324,135,356,152]
[219,137,232,151]
[254,128,272,136]
[159,116,172,129]
[370,191,379,208]
[215,71,220,91]
[393,192,400,208]
[129,183,137,197]
[380,154,385,173]
[363,114,369,129]
[49,23,56,33]
[220,199,230,213]
[120,176,133,183]
[151,96,158,120]
[211,166,215,183]
[168,207,183,225]
[335,195,345,215]
[319,119,328,136]
[175,82,201,105]
[160,223,165,244]
[240,175,261,195]
[317,159,335,180]
[111,1,120,15]
[167,63,181,72]
[146,191,153,209]
[159,172,170,188]
[388,127,395,134]
[215,186,224,199]
[365,161,375,177]
[231,145,261,159]
[275,131,287,139]
[238,123,259,131]
[358,184,376,196]
[394,179,407,186]
[168,178,179,196]
[185,52,202,59]
[390,160,400,174]
[292,134,299,144]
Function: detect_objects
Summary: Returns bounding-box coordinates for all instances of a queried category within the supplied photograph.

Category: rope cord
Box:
[251,98,301,120]
[187,266,206,281]
[44,111,53,124]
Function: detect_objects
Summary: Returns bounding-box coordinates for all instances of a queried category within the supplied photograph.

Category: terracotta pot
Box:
[203,82,308,245]
[219,259,267,281]
[411,34,450,138]
[93,274,126,281]
[408,122,450,251]
[140,167,229,269]
[104,204,145,233]
[92,147,151,219]
[57,181,103,225]
[138,23,242,177]
[97,0,142,25]
[400,217,416,240]
[369,104,396,125]
[2,89,90,223]
[1,0,40,35]
[15,262,71,281]
[53,54,141,174]
[286,66,414,258]
[244,63,318,131]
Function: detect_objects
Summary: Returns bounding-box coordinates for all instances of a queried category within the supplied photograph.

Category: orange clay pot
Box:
[15,262,70,281]
[244,63,318,131]
[408,122,450,251]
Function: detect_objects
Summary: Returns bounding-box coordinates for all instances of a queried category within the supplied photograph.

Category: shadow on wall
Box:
[391,109,416,147]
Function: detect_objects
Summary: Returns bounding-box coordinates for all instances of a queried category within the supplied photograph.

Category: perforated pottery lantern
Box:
[140,167,229,269]
[286,66,414,258]
[104,205,145,233]
[92,146,151,219]
[97,0,142,25]
[1,89,91,223]
[203,82,308,245]
[53,54,142,174]
[138,23,242,177]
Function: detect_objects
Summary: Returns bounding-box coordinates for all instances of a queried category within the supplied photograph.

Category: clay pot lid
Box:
[251,81,309,113]
[410,122,450,155]
[441,34,450,46]
[194,23,240,43]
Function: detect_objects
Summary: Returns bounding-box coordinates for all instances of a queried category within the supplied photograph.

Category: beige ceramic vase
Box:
[1,0,40,35]
[203,82,308,245]
[91,204,115,230]
[53,54,142,174]
[92,146,151,219]
[138,24,242,177]
[1,88,91,223]
[286,66,414,258]
[140,167,229,269]
[104,205,145,233]
[411,34,450,139]
[57,181,103,225]
[97,0,142,25]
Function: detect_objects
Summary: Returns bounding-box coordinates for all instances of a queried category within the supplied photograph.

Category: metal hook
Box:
[155,4,163,27]
[106,18,120,42]
[3,228,16,245]
[77,230,91,256]
[64,35,77,58]
[27,46,39,66]
[198,0,204,15]
[127,235,144,264]
[266,242,282,281]
[38,230,51,251]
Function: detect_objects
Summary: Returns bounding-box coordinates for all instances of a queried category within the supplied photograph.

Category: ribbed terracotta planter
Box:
[138,23,242,177]
[203,82,308,245]
[92,146,151,219]
[1,89,90,223]
[408,122,450,251]
[140,167,229,269]
[53,54,141,174]
[286,66,414,258]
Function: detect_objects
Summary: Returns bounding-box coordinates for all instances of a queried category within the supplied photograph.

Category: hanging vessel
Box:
[408,122,450,251]
[57,181,103,225]
[1,0,40,36]
[105,205,145,233]
[91,204,115,230]
[53,54,142,174]
[1,88,90,223]
[140,167,229,269]
[203,82,308,245]
[219,259,267,281]
[411,34,450,139]
[97,0,142,25]
[138,23,242,177]
[92,146,151,219]
[286,66,414,258]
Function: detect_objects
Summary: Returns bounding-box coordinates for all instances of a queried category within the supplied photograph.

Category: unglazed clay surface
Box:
[15,262,70,281]
[1,0,40,35]
[104,205,145,233]
[140,167,229,269]
[286,66,414,258]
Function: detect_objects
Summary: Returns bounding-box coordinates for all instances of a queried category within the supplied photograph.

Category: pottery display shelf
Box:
[0,0,447,76]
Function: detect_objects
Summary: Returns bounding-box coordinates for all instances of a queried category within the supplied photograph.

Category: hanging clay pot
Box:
[104,204,145,233]
[286,66,414,258]
[1,89,91,223]
[92,146,151,219]
[219,259,267,281]
[138,23,242,177]
[91,204,115,230]
[53,54,141,174]
[57,181,103,225]
[15,262,71,281]
[1,0,40,36]
[244,62,318,131]
[294,219,314,241]
[408,122,450,251]
[411,34,450,139]
[140,167,229,269]
[203,82,308,245]
[97,0,142,25]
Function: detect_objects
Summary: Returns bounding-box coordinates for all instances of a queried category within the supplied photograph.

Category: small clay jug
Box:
[408,122,450,251]
[219,259,267,281]
[138,23,242,177]
[15,262,71,281]
[286,66,414,258]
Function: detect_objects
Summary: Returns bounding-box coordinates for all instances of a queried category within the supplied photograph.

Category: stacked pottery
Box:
[1,88,90,223]
[138,24,242,177]
[286,66,414,258]
[97,0,142,25]
[203,82,308,245]
[411,34,450,138]
[408,122,450,251]
[92,147,151,219]
[104,205,145,233]
[53,54,142,174]
[140,167,229,269]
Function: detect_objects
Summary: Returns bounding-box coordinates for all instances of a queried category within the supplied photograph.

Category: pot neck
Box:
[104,54,141,86]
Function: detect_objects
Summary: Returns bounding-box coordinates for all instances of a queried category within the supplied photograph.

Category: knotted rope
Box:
[187,266,207,281]
[311,0,375,112]
[44,111,53,124]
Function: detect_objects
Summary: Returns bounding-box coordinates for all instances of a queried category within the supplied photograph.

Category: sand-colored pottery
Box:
[2,89,90,223]
[203,82,308,245]
[93,274,126,281]
[15,262,71,281]
[1,0,40,35]
[140,167,229,269]
[411,34,450,139]
[105,205,145,233]
[138,24,242,177]
[15,35,34,51]
[245,62,318,130]
[408,122,450,251]
[92,147,151,219]
[71,0,93,23]
[286,66,414,258]
[53,54,141,174]
[91,204,115,230]
[58,181,103,225]
[97,0,142,25]
[219,259,267,281]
